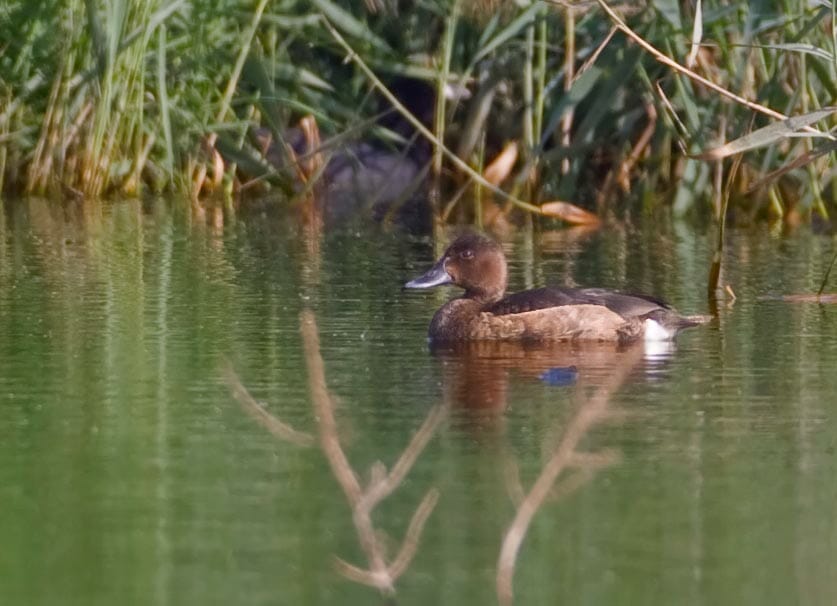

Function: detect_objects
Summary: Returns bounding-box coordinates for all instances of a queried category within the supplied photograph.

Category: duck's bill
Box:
[404,259,452,289]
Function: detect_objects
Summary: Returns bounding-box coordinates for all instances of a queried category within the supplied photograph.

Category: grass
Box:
[1,0,836,225]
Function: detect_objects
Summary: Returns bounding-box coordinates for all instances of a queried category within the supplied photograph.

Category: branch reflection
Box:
[430,338,655,605]
[225,311,444,599]
[433,339,657,415]
[470,340,647,606]
[300,309,444,597]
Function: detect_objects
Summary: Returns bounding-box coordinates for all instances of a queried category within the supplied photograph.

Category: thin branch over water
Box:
[496,343,643,606]
[300,309,444,595]
[221,359,315,447]
[222,312,443,596]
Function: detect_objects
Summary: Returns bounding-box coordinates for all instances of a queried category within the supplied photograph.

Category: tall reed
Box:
[0,0,834,224]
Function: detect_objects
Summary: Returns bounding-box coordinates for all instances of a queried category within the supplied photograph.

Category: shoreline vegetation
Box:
[1,0,837,226]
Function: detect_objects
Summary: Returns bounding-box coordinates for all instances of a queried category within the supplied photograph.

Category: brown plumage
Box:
[404,232,711,343]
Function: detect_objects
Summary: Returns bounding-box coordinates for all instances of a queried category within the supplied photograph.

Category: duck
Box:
[253,78,467,231]
[404,232,711,343]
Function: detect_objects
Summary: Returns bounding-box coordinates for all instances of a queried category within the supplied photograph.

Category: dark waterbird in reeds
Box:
[405,232,712,343]
[254,78,459,230]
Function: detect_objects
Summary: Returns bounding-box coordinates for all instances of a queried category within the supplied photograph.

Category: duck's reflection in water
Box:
[431,340,669,603]
[432,339,667,418]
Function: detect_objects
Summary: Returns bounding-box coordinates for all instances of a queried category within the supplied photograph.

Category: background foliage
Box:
[1,0,836,223]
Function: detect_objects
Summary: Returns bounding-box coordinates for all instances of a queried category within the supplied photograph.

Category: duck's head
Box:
[405,232,508,303]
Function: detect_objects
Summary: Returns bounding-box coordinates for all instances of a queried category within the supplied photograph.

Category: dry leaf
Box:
[483,142,518,186]
[539,201,600,225]
[211,148,225,190]
[298,115,324,181]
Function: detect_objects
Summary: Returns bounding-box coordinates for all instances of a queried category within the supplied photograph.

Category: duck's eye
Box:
[460,249,474,260]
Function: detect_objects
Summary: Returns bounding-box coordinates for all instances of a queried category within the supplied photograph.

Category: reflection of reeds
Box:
[224,311,443,597]
[496,343,643,606]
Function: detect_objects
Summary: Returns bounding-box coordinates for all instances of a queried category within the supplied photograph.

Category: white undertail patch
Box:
[643,318,675,342]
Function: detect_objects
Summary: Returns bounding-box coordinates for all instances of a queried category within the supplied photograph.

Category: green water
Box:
[1,198,836,605]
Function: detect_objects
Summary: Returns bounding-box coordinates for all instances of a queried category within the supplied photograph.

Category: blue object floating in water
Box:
[539,366,578,386]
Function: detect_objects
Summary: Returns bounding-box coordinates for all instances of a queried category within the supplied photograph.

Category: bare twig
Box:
[221,360,315,447]
[573,25,618,84]
[547,470,596,503]
[497,404,603,606]
[818,247,837,297]
[654,80,689,154]
[300,311,365,494]
[616,102,657,191]
[496,344,643,606]
[333,557,389,588]
[725,284,737,301]
[387,488,441,580]
[708,151,743,301]
[299,309,443,596]
[548,448,622,504]
[361,404,446,511]
[300,311,390,590]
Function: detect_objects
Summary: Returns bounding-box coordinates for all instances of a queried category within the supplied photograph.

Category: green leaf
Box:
[653,0,682,30]
[744,43,833,62]
[311,0,392,54]
[274,65,334,91]
[473,1,541,64]
[686,0,702,68]
[538,65,603,146]
[696,107,837,160]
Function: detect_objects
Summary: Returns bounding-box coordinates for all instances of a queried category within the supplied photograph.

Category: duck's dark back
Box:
[487,287,671,319]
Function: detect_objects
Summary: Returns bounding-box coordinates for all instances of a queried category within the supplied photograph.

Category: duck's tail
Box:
[641,310,713,342]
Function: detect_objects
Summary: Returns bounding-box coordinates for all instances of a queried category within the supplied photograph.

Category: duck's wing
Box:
[487,287,672,319]
[487,287,598,315]
[577,288,673,317]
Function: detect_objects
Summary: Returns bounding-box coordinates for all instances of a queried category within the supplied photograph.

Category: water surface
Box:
[1,199,836,605]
